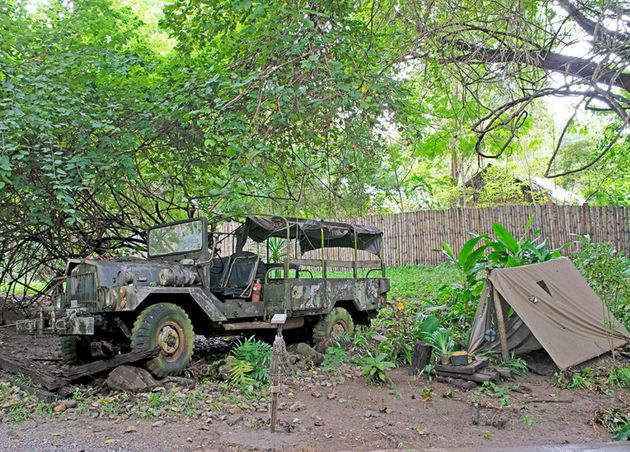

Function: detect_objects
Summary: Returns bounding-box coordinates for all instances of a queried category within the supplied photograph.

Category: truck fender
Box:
[133,287,227,322]
[189,288,228,322]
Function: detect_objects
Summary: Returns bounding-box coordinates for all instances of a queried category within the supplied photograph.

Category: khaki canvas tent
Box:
[468,258,629,370]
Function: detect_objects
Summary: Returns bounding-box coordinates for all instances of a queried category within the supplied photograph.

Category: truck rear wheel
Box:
[61,336,93,364]
[312,307,354,348]
[131,303,194,377]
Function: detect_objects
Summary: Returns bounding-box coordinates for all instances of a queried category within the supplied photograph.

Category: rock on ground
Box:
[105,365,158,392]
[295,343,324,365]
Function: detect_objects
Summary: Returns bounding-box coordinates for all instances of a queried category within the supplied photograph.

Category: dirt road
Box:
[0,330,626,450]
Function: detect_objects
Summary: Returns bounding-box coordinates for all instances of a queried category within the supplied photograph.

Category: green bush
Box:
[358,351,395,385]
[425,328,455,357]
[322,346,349,374]
[572,236,629,328]
[608,364,630,388]
[439,217,564,330]
[228,336,272,390]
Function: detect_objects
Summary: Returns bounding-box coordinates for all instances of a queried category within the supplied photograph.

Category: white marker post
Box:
[269,313,287,433]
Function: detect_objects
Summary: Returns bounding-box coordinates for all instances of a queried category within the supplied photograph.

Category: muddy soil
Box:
[0,329,627,451]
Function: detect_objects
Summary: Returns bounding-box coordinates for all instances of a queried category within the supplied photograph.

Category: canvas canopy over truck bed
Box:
[468,258,629,370]
[234,216,383,256]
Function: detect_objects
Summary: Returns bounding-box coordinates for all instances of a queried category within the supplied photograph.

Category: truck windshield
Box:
[148,219,204,257]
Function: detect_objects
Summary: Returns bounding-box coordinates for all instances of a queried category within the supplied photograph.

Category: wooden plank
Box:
[63,347,160,382]
[0,355,63,391]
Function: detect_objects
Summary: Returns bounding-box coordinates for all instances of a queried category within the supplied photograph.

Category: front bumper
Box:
[16,308,95,335]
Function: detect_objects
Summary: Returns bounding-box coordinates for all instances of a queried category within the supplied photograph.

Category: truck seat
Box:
[220,252,266,298]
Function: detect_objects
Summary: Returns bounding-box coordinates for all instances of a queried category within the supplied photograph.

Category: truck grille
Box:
[68,272,97,304]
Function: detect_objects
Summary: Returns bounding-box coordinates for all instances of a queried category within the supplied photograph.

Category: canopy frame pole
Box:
[284,219,290,280]
[283,218,290,315]
[321,228,329,309]
[492,285,509,361]
[320,229,326,279]
[352,231,358,279]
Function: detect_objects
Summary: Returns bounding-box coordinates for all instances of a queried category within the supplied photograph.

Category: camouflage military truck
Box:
[17,216,389,376]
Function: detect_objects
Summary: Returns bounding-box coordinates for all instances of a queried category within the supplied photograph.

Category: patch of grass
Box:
[322,346,349,375]
[0,382,11,401]
[14,373,33,386]
[477,381,512,406]
[595,407,630,440]
[0,280,48,295]
[551,367,596,389]
[35,402,54,418]
[608,364,630,388]
[521,415,536,426]
[8,404,31,423]
[498,355,529,377]
[385,264,459,300]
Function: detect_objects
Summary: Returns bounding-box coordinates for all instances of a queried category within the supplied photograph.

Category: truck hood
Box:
[66,258,197,288]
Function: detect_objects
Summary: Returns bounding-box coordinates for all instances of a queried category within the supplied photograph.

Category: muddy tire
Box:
[131,303,194,377]
[61,336,93,364]
[312,307,354,347]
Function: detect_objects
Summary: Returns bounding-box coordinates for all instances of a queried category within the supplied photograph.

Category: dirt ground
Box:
[0,328,627,451]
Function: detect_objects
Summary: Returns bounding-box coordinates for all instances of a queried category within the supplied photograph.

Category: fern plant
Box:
[228,336,272,389]
[229,360,255,388]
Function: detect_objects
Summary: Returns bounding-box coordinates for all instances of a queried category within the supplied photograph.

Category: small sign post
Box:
[269,313,287,433]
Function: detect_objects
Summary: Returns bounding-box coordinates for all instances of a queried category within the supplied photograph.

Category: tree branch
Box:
[450,40,630,92]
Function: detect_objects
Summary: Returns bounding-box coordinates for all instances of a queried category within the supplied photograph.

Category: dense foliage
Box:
[572,236,630,328]
[0,0,405,300]
[1,0,627,303]
[438,217,563,327]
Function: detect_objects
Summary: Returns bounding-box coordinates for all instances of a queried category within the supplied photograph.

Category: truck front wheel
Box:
[131,303,194,377]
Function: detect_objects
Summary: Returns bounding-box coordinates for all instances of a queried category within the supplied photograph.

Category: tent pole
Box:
[492,286,509,361]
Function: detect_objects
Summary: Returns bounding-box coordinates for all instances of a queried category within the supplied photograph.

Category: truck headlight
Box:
[105,289,117,308]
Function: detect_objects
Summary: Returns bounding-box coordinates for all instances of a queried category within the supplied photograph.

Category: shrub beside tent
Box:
[468,258,629,370]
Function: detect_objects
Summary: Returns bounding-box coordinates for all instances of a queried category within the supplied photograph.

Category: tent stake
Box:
[492,287,509,361]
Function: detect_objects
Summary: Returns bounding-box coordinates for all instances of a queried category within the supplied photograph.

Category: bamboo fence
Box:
[218,206,629,266]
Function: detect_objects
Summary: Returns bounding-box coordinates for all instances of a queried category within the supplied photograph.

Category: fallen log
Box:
[436,375,478,390]
[63,347,160,382]
[0,355,64,391]
[436,369,499,383]
[494,367,512,379]
[529,398,574,403]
